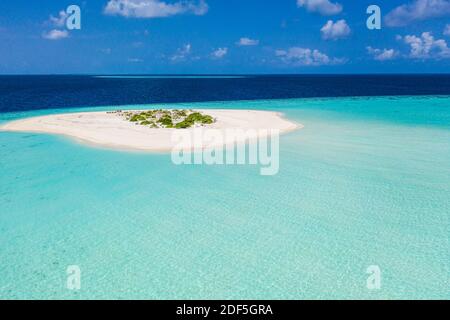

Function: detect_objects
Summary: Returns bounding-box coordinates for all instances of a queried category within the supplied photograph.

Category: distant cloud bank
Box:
[276,47,345,66]
[237,37,260,46]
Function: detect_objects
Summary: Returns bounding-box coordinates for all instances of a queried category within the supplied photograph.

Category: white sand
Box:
[0,109,300,152]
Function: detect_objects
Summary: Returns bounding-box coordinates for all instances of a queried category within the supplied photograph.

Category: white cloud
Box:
[276,47,345,66]
[104,0,208,18]
[42,29,69,40]
[385,0,450,27]
[236,37,259,46]
[366,46,398,61]
[170,43,192,62]
[297,0,343,16]
[402,32,450,59]
[320,19,350,40]
[128,58,144,62]
[49,10,68,27]
[212,47,228,59]
[444,24,450,36]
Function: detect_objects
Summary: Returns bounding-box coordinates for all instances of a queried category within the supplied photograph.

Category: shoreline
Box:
[0,109,302,152]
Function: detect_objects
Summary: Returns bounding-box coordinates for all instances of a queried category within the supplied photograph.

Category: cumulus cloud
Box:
[385,0,450,27]
[275,47,345,66]
[170,43,192,62]
[297,0,343,16]
[401,32,450,59]
[211,47,228,59]
[49,10,68,27]
[104,0,208,18]
[320,19,350,40]
[236,37,259,46]
[42,29,69,40]
[444,24,450,36]
[366,46,398,61]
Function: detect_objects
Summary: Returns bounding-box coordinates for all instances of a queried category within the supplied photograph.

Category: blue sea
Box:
[0,75,449,299]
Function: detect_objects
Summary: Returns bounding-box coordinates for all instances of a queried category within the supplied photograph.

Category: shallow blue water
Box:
[0,96,449,299]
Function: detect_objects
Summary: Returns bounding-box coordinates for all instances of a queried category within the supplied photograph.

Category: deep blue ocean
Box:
[1,74,450,112]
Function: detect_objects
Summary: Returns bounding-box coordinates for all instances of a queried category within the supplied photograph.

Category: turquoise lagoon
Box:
[0,96,449,299]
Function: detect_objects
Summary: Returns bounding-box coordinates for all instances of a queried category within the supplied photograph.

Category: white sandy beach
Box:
[0,109,300,152]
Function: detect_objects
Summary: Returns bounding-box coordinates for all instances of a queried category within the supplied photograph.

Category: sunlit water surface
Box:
[0,96,449,299]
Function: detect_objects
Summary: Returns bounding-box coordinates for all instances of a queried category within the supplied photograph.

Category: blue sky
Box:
[0,0,450,74]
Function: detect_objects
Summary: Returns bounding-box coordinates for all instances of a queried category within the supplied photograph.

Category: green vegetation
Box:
[174,113,214,129]
[123,109,216,129]
[158,115,174,128]
[130,114,147,122]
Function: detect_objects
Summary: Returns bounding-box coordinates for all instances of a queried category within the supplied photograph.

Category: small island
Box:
[123,109,215,129]
[0,109,300,152]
